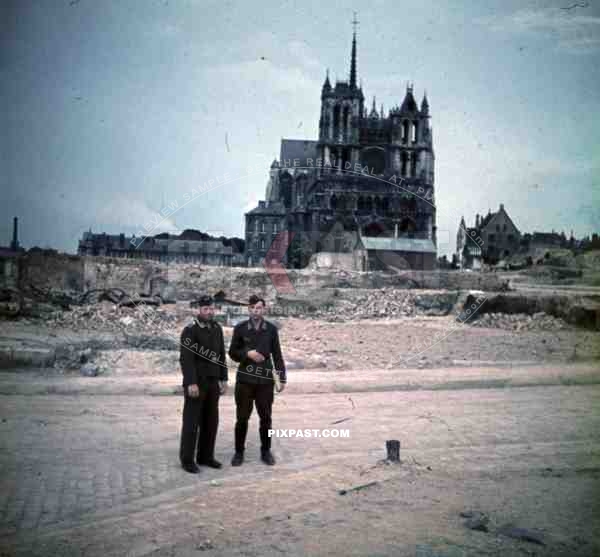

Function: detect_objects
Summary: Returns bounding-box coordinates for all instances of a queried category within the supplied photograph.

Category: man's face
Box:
[249,301,265,319]
[198,305,215,320]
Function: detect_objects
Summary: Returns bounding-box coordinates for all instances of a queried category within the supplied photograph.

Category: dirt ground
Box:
[0,380,599,556]
[1,305,599,556]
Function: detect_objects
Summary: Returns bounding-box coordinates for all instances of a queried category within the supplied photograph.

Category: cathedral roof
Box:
[279,139,319,169]
[246,200,287,215]
[360,236,437,254]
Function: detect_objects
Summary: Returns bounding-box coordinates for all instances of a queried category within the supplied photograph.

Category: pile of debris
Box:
[0,285,77,319]
[468,311,569,331]
[0,285,172,319]
[45,301,185,333]
[276,289,460,321]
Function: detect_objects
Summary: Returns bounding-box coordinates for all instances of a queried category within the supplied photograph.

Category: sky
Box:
[2,0,599,257]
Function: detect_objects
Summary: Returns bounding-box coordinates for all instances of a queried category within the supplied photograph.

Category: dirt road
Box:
[1,366,599,556]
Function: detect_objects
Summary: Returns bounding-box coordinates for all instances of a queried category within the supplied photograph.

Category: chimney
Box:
[476,214,480,228]
[10,217,19,250]
[499,203,504,211]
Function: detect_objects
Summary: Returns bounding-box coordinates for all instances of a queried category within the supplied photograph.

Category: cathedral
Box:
[244,27,437,271]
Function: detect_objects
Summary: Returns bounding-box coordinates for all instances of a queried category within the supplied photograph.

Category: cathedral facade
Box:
[245,30,437,270]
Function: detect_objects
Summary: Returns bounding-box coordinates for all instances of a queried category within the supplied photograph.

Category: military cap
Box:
[197,294,213,307]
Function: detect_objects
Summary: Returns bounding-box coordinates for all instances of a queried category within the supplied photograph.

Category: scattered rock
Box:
[496,525,545,545]
[470,311,568,332]
[461,511,489,532]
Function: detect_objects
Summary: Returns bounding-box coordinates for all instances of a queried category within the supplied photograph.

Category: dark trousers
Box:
[234,382,274,453]
[179,378,220,465]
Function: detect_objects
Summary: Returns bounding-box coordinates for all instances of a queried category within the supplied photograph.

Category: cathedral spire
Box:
[421,90,429,115]
[349,12,358,89]
[322,68,331,92]
[369,95,379,118]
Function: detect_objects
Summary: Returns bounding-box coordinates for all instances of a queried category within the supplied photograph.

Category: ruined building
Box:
[244,27,437,270]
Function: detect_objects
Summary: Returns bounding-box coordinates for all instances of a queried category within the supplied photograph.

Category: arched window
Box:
[280,172,293,207]
[333,105,341,140]
[401,151,408,177]
[343,105,350,141]
[402,120,409,143]
[341,147,351,172]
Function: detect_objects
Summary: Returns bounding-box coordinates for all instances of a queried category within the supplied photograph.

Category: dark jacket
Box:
[228,318,286,385]
[180,318,228,387]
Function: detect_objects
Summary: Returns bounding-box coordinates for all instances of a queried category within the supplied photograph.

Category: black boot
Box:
[198,458,222,469]
[231,452,244,466]
[261,450,276,466]
[181,461,199,474]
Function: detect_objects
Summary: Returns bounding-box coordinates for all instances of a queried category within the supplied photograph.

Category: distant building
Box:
[456,204,521,267]
[520,231,566,256]
[244,25,437,271]
[78,229,245,266]
[0,217,25,289]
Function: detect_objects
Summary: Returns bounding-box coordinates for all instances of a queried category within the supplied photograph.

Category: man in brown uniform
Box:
[228,295,286,466]
[179,295,228,474]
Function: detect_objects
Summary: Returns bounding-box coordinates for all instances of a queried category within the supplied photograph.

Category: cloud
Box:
[203,32,324,94]
[477,7,600,54]
[87,194,178,234]
[204,56,321,97]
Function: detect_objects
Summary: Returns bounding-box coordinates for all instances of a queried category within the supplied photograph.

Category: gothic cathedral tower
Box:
[318,17,365,172]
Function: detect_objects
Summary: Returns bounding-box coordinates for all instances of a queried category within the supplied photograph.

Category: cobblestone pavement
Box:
[1,380,599,556]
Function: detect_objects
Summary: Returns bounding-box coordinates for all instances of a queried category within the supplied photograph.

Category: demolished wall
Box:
[18,251,84,292]
[4,253,513,300]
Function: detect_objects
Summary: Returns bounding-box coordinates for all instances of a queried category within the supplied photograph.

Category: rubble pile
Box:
[0,286,77,319]
[281,289,460,321]
[45,301,186,334]
[469,311,569,331]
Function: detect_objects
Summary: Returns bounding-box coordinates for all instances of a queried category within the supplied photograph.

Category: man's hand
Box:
[219,381,228,395]
[247,350,265,363]
[187,384,200,398]
[276,382,286,393]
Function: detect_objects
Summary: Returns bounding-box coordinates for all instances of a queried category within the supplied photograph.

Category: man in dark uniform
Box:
[228,294,286,466]
[179,295,228,474]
